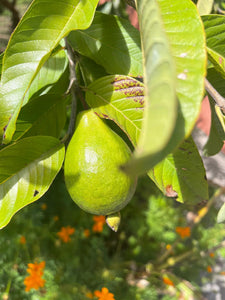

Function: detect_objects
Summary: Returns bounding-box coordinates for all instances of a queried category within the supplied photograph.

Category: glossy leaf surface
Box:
[126,0,206,175]
[13,94,68,141]
[0,0,99,144]
[68,12,143,77]
[203,15,225,77]
[0,136,65,229]
[148,137,208,204]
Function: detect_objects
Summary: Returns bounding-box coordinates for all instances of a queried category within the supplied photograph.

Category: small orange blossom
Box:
[19,236,26,245]
[57,226,75,243]
[163,277,174,287]
[24,261,45,292]
[94,287,115,300]
[175,226,191,239]
[207,266,212,273]
[92,216,106,233]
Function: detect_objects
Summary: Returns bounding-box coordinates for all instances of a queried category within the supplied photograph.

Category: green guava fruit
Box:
[64,109,137,216]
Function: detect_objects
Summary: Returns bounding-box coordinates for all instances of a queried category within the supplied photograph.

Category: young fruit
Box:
[64,110,137,216]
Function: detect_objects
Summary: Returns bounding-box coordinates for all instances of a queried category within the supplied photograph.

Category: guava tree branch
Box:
[205,78,225,114]
[64,38,87,144]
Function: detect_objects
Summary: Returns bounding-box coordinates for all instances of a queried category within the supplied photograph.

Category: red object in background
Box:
[196,96,225,153]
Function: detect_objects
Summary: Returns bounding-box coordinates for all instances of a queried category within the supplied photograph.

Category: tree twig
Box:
[64,38,80,144]
[205,78,225,114]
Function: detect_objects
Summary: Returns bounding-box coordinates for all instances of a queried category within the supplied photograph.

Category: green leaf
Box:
[203,68,225,155]
[0,0,99,144]
[0,53,3,80]
[197,0,214,15]
[217,202,225,223]
[68,11,143,77]
[148,137,208,204]
[12,94,68,141]
[202,15,225,77]
[0,136,65,229]
[86,75,208,204]
[23,47,68,105]
[85,75,144,146]
[124,0,206,175]
[203,96,225,156]
[78,55,108,86]
[131,0,177,168]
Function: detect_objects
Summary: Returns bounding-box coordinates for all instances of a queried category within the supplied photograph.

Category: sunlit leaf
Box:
[124,0,206,175]
[0,0,99,144]
[23,47,68,105]
[68,11,142,77]
[148,137,208,204]
[0,136,65,229]
[202,15,225,77]
[130,0,177,174]
[85,75,144,145]
[13,94,68,141]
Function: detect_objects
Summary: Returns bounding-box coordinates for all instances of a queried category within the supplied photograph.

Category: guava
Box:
[64,110,137,216]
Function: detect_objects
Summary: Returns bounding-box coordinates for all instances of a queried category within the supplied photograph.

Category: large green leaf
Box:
[0,0,99,144]
[86,75,144,145]
[12,94,68,141]
[86,75,208,204]
[202,15,225,77]
[23,47,68,105]
[78,55,108,86]
[131,0,177,173]
[68,11,143,77]
[148,137,208,204]
[125,0,206,175]
[0,136,65,229]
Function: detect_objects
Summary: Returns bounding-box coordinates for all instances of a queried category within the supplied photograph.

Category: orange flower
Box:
[19,236,26,245]
[84,229,90,238]
[27,261,45,275]
[209,252,215,258]
[163,277,174,287]
[207,266,212,273]
[41,203,47,210]
[57,226,75,243]
[94,287,115,300]
[220,271,225,275]
[24,261,45,292]
[175,226,191,239]
[92,216,106,233]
